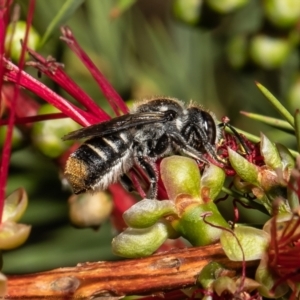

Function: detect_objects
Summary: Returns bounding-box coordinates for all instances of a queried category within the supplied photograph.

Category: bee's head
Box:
[180,107,220,153]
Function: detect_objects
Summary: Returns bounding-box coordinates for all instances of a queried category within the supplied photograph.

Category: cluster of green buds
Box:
[112,156,228,258]
[173,0,300,70]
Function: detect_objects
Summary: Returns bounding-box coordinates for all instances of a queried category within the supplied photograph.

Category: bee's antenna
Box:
[219,119,251,155]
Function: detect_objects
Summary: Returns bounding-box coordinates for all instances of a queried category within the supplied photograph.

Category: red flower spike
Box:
[268,212,300,293]
[3,58,93,126]
[0,112,67,126]
[0,0,35,223]
[60,26,129,116]
[1,84,39,118]
[26,49,111,122]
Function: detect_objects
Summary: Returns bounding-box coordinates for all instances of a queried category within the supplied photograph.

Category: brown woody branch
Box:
[6,243,258,299]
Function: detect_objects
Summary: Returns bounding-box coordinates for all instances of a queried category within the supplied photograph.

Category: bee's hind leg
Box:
[119,174,134,192]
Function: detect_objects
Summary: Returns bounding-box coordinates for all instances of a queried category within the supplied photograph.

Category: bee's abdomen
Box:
[65,134,132,194]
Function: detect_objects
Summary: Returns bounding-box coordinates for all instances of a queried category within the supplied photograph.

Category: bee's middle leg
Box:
[134,154,158,199]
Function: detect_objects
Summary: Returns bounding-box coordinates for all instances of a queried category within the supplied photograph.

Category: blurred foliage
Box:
[2,0,300,273]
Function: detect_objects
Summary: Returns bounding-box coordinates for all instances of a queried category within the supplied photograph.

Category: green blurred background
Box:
[2,0,300,274]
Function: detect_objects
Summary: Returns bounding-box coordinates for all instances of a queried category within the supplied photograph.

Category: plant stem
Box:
[6,244,257,299]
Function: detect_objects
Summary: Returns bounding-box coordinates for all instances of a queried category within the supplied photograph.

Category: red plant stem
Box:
[26,49,111,122]
[60,26,129,116]
[4,58,94,126]
[0,0,35,222]
[0,112,68,125]
[0,1,10,116]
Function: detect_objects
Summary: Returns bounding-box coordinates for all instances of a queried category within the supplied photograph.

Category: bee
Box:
[63,97,221,199]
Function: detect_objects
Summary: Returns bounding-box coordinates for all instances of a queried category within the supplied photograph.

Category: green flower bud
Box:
[263,0,300,28]
[197,261,224,288]
[226,35,248,69]
[32,104,80,158]
[287,75,300,113]
[123,199,176,228]
[260,133,282,169]
[172,0,202,25]
[276,143,295,170]
[220,225,269,261]
[233,175,253,193]
[213,276,237,296]
[0,221,31,250]
[228,148,260,186]
[112,220,176,258]
[2,188,28,223]
[0,126,24,151]
[201,164,225,201]
[250,35,291,69]
[213,276,261,297]
[172,201,228,246]
[207,0,249,14]
[68,192,113,229]
[5,21,40,62]
[160,156,201,201]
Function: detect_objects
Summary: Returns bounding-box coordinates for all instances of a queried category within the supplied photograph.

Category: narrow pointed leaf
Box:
[295,109,300,153]
[39,0,85,47]
[224,125,260,143]
[256,82,294,127]
[240,111,294,134]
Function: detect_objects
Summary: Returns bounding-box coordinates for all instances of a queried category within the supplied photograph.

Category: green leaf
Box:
[256,82,294,127]
[201,164,225,200]
[228,148,260,186]
[39,0,85,47]
[260,133,282,169]
[276,143,295,169]
[111,0,137,16]
[123,199,177,228]
[220,225,269,261]
[160,156,201,200]
[111,220,174,258]
[240,111,294,134]
[197,262,224,288]
[175,202,228,246]
[294,109,300,153]
[224,125,260,143]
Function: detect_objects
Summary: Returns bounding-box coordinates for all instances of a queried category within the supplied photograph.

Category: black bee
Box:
[63,97,221,199]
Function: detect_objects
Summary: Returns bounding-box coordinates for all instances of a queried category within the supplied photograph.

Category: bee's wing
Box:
[62,111,172,140]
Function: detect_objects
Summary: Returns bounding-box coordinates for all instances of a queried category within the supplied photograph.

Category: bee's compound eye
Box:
[166,110,177,121]
[201,111,217,144]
